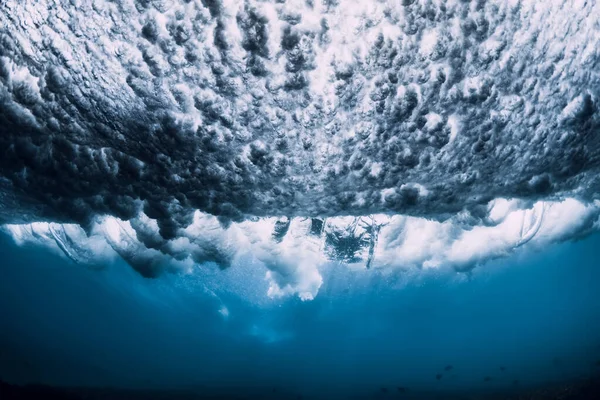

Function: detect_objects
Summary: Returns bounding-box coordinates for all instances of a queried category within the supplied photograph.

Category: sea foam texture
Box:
[1,0,600,298]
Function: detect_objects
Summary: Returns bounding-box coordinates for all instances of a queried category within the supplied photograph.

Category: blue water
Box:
[1,233,600,399]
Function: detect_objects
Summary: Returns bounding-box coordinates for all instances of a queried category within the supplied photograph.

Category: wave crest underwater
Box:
[1,0,600,299]
[3,198,600,300]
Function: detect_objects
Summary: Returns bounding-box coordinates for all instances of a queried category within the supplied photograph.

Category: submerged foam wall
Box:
[4,197,599,299]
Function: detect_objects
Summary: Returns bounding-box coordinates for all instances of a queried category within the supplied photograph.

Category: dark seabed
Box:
[2,231,600,400]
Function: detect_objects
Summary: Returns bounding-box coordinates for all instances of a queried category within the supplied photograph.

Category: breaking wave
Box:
[4,198,600,299]
[1,0,600,299]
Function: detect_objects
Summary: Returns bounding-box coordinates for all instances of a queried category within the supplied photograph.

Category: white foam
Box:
[4,197,599,300]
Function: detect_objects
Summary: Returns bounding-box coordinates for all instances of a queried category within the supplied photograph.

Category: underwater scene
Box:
[2,0,600,399]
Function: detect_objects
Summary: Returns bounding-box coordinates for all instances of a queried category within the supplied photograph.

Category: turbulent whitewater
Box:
[1,0,600,299]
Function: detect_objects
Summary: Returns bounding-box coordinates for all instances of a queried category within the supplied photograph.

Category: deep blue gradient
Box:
[1,233,600,399]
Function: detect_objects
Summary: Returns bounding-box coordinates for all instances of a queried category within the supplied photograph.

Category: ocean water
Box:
[2,0,600,399]
[1,231,600,399]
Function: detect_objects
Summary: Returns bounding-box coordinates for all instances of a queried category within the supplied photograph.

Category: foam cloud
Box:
[4,198,599,299]
[1,0,600,298]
